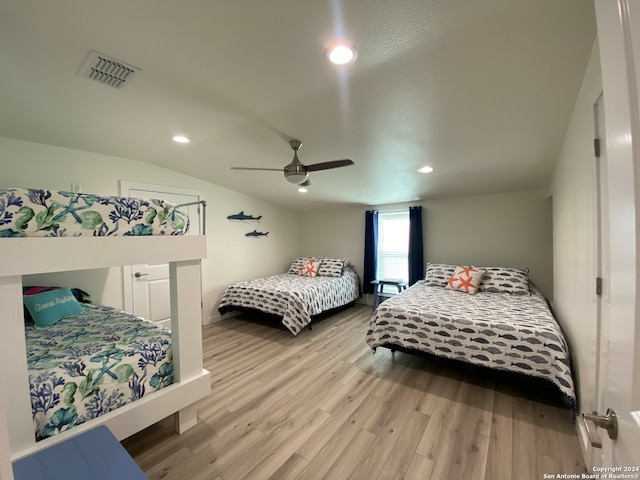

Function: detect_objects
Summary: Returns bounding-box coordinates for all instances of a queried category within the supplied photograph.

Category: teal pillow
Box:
[23,287,84,327]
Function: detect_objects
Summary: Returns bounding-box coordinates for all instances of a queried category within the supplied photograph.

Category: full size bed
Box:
[366,263,577,413]
[218,257,360,335]
[0,187,210,462]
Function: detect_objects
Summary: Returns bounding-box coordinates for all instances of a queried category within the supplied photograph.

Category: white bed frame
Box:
[0,235,211,464]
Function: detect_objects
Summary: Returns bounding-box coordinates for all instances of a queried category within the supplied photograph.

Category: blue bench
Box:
[371,279,408,310]
[12,425,147,480]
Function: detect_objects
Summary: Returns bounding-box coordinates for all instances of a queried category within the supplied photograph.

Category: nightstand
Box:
[371,279,408,310]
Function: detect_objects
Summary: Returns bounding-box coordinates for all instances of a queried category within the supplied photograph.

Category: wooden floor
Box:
[122,304,586,480]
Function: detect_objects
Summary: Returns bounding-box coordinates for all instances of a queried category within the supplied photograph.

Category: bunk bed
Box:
[0,188,211,461]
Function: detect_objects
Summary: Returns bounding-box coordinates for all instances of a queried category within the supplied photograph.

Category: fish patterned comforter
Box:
[26,304,173,441]
[366,281,576,412]
[0,187,189,237]
[218,268,360,335]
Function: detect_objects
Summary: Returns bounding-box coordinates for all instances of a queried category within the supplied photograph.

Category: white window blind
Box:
[377,211,409,283]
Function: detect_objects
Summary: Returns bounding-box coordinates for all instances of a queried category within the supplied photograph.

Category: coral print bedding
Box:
[26,304,173,440]
[0,188,189,237]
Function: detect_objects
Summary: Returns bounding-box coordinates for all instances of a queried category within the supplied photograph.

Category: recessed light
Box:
[327,44,357,65]
[298,187,308,193]
[418,166,434,174]
[172,135,190,144]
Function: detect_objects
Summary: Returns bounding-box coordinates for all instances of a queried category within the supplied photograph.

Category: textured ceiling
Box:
[0,0,596,211]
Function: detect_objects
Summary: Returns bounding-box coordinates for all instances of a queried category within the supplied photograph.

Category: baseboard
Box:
[204,310,239,326]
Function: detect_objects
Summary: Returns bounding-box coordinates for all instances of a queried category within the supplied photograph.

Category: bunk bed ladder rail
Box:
[176,200,207,235]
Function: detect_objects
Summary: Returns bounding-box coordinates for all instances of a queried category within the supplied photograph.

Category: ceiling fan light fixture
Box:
[298,187,308,193]
[327,44,357,65]
[285,170,310,184]
[418,165,434,173]
[284,157,310,184]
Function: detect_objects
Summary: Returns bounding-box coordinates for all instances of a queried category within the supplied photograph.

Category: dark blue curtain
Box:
[408,206,424,285]
[363,210,378,294]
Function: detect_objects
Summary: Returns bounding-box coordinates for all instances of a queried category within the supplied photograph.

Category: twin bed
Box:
[26,303,174,442]
[366,263,577,413]
[0,187,210,461]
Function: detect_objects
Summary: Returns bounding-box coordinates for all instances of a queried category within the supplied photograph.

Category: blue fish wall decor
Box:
[245,230,269,237]
[227,211,262,221]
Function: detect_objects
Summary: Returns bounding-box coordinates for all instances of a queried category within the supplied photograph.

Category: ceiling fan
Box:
[230,139,354,186]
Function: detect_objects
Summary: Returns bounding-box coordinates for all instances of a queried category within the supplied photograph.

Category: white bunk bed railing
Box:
[0,235,210,462]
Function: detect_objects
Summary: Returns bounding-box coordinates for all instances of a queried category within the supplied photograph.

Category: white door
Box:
[590,0,640,468]
[131,263,172,327]
[120,182,202,329]
[588,94,612,469]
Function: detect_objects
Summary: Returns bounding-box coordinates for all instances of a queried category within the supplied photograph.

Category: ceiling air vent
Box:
[79,50,140,89]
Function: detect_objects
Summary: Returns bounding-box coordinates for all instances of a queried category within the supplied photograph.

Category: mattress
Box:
[218,268,360,335]
[26,304,173,440]
[366,281,576,412]
[0,187,189,237]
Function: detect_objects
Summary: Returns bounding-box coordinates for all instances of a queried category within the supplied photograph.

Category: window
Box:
[377,211,409,283]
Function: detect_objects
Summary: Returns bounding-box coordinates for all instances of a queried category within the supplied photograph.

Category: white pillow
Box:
[445,265,487,294]
[300,259,322,277]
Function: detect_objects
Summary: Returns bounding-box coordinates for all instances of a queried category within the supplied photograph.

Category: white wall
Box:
[0,137,302,323]
[549,40,601,415]
[299,189,554,300]
[423,191,553,296]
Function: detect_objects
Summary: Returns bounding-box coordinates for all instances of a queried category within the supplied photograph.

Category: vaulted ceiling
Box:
[0,0,596,211]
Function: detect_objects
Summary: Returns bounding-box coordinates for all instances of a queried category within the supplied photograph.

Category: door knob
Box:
[134,272,148,278]
[582,408,618,448]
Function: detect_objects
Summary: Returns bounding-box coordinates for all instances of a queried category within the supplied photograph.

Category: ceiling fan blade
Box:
[230,167,283,171]
[306,159,354,171]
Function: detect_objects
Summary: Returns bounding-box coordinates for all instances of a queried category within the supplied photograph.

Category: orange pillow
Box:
[300,259,322,277]
[446,265,487,294]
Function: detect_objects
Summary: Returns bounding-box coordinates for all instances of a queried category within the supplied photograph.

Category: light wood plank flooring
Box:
[122,304,586,480]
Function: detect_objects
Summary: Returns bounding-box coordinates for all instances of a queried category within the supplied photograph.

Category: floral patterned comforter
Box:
[218,268,360,335]
[0,187,189,237]
[26,304,173,441]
